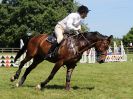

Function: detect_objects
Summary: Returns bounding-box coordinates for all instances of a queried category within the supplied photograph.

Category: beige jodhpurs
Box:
[54,24,64,44]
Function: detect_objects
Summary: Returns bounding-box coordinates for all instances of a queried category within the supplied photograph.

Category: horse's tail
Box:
[14,40,29,63]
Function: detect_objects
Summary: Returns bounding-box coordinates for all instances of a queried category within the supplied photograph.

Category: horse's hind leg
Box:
[36,60,63,90]
[10,56,32,82]
[16,56,44,87]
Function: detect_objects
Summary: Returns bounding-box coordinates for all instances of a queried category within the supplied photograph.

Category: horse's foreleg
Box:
[65,66,75,90]
[36,60,63,90]
[10,56,32,82]
[16,57,44,87]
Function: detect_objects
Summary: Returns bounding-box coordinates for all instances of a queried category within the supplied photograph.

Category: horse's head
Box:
[94,34,113,63]
[82,31,113,63]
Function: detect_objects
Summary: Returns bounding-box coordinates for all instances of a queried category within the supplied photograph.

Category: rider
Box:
[46,5,90,58]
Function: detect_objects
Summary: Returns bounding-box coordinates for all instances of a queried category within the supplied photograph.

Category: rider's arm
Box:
[66,18,79,31]
[66,14,80,31]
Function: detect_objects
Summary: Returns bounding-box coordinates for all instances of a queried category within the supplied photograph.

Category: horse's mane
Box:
[65,31,108,44]
[83,31,108,39]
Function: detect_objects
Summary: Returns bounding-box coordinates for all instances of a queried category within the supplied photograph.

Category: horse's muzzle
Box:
[96,56,105,64]
[98,60,105,64]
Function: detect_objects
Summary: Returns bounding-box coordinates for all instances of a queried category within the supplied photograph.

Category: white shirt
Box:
[58,12,82,31]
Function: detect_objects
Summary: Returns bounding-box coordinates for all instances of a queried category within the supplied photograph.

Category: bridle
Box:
[79,33,107,56]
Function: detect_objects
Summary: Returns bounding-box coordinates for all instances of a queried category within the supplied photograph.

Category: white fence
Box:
[0,39,33,67]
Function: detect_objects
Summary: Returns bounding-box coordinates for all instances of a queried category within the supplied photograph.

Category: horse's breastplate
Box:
[66,37,78,55]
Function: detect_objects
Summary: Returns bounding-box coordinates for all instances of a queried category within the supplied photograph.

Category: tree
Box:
[123,27,133,47]
[2,0,18,6]
[0,0,78,47]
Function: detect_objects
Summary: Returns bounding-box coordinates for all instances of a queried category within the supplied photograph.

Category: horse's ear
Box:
[107,35,113,43]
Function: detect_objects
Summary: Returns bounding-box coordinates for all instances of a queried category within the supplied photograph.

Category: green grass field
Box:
[0,54,133,99]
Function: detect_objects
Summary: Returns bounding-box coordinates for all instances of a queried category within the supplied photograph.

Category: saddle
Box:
[46,31,79,59]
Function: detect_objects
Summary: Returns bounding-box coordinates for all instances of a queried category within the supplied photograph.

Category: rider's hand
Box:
[74,28,79,31]
[75,30,81,35]
[78,29,82,33]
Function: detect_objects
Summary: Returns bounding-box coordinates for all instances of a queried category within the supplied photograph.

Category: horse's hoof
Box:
[36,84,42,90]
[65,87,70,91]
[16,83,20,87]
[10,76,15,82]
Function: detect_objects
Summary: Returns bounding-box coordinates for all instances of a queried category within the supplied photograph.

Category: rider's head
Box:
[77,5,90,19]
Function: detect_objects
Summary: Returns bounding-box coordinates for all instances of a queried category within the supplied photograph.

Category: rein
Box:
[77,33,97,54]
[80,33,90,44]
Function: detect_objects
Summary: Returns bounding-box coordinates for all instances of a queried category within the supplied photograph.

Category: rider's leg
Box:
[46,24,64,58]
[46,42,58,58]
[55,24,64,44]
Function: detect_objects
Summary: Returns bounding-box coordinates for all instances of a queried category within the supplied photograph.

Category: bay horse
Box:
[10,31,113,90]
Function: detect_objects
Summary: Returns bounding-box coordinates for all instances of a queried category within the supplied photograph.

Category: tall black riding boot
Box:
[46,42,58,58]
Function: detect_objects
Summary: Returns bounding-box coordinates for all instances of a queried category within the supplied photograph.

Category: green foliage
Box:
[0,0,78,47]
[113,37,122,46]
[123,27,133,46]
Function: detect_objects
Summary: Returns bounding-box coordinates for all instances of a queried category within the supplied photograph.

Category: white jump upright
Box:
[80,48,96,63]
[120,41,127,61]
[80,51,87,63]
[113,41,119,54]
[87,48,96,63]
[105,41,127,62]
[107,46,113,55]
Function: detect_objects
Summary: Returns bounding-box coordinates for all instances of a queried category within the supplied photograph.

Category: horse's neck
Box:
[63,34,97,54]
[77,36,97,54]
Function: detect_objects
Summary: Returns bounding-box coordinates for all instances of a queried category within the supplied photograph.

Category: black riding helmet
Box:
[77,5,90,14]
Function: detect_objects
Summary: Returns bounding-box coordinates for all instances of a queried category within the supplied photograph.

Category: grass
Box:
[0,54,133,99]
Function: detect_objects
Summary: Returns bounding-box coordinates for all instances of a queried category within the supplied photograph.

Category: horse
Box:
[10,31,113,90]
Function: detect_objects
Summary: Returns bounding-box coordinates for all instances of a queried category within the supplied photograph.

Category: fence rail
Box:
[0,48,20,53]
[0,47,133,54]
[125,47,133,54]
